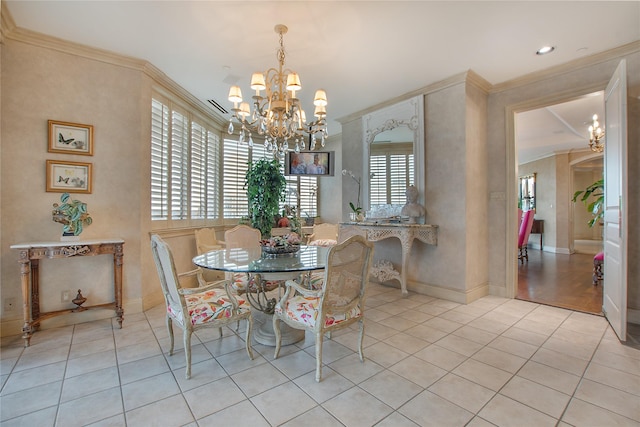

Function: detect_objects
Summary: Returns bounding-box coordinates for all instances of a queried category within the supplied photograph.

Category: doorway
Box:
[515,93,605,315]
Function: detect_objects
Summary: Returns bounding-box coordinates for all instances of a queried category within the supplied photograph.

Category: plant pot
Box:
[61,232,80,242]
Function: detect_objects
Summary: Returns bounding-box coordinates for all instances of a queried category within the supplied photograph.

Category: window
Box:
[369,142,414,205]
[151,96,221,226]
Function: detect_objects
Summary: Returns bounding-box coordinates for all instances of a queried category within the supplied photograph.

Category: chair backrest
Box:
[518,210,535,248]
[225,225,261,249]
[310,223,338,242]
[337,224,367,243]
[518,208,523,231]
[194,228,223,254]
[318,235,374,324]
[150,234,186,318]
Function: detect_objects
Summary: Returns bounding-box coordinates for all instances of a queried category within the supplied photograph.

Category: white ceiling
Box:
[4,1,639,160]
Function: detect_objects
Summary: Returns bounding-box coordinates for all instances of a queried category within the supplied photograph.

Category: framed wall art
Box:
[48,120,94,155]
[46,160,92,194]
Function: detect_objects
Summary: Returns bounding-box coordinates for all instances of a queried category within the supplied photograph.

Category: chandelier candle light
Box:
[227,24,328,157]
[588,114,605,152]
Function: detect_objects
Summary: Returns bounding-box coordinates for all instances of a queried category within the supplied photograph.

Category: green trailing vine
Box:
[52,192,93,235]
[245,158,286,238]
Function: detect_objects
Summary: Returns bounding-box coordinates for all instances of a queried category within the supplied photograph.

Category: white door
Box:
[603,60,628,341]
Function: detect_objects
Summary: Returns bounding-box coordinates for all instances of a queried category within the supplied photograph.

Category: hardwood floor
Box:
[517,248,604,315]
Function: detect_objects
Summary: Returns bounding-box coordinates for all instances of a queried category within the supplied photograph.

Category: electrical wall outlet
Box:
[61,290,71,303]
[4,297,17,312]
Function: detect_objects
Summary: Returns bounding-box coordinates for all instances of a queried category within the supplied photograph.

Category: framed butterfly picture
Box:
[48,120,93,155]
[46,160,92,193]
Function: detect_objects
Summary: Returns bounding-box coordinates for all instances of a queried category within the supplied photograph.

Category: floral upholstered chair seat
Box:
[230,273,281,293]
[167,288,251,326]
[274,294,362,328]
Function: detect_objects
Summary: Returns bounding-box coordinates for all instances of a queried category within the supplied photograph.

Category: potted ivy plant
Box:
[52,192,93,238]
[245,158,286,238]
[572,178,604,227]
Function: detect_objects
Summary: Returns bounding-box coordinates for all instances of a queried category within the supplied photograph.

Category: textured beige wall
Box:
[1,39,149,333]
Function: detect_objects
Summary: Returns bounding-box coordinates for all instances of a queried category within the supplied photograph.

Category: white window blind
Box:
[151,99,169,220]
[222,139,250,218]
[151,96,222,225]
[369,142,414,204]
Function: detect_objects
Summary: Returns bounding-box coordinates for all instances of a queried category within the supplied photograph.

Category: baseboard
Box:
[406,280,489,304]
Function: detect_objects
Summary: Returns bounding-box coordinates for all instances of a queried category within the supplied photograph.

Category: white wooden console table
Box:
[10,239,124,347]
[339,223,437,296]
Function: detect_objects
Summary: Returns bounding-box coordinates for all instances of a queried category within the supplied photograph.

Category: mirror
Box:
[362,96,424,214]
[519,173,536,211]
[369,127,415,207]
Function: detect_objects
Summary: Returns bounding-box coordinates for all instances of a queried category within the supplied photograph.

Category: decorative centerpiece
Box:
[260,233,301,257]
[52,192,92,241]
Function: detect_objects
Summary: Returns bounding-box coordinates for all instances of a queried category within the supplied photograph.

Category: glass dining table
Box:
[193,245,329,345]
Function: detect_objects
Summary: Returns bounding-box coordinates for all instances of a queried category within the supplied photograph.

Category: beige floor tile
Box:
[562,397,640,427]
[465,416,497,427]
[542,336,597,361]
[116,339,163,365]
[375,411,421,427]
[360,370,423,409]
[64,348,117,378]
[68,336,115,359]
[271,347,316,379]
[0,406,58,427]
[293,367,355,403]
[323,386,393,426]
[574,378,640,421]
[182,376,246,419]
[121,372,181,411]
[250,382,318,426]
[173,357,229,391]
[118,354,170,385]
[330,329,378,352]
[13,345,69,372]
[417,303,452,317]
[383,315,420,331]
[196,400,270,427]
[424,317,464,333]
[397,309,434,323]
[399,390,474,426]
[56,387,123,427]
[414,344,468,371]
[363,341,409,368]
[584,360,640,396]
[0,381,61,421]
[281,405,344,427]
[434,334,484,357]
[163,342,212,371]
[0,360,65,395]
[488,335,538,359]
[516,360,581,395]
[500,375,571,418]
[364,321,399,340]
[307,338,354,365]
[365,307,393,322]
[451,325,498,346]
[329,353,384,384]
[232,361,289,397]
[453,358,512,391]
[478,394,557,427]
[466,317,511,335]
[531,347,590,376]
[215,347,268,375]
[85,413,126,426]
[60,366,120,403]
[471,346,527,374]
[125,394,193,427]
[384,332,430,354]
[390,355,447,388]
[404,323,449,343]
[500,326,548,346]
[591,347,640,376]
[512,318,559,336]
[428,373,495,413]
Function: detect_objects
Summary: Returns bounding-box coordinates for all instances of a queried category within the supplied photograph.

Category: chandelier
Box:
[588,114,605,152]
[227,24,328,157]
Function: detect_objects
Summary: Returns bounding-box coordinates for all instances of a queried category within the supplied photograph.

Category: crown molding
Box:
[2,15,227,127]
[491,41,640,94]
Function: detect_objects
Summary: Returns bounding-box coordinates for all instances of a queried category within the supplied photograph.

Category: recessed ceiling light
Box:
[536,46,555,55]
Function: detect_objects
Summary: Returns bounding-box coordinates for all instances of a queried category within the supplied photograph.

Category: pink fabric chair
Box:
[518,210,535,264]
[518,208,523,231]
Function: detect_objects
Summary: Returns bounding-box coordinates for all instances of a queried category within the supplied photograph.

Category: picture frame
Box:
[48,120,94,155]
[46,160,92,193]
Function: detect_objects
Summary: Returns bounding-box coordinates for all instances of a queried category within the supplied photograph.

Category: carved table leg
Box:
[114,244,124,328]
[18,250,33,347]
[399,235,414,297]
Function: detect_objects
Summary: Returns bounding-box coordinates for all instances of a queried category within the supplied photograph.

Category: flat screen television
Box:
[284,151,335,176]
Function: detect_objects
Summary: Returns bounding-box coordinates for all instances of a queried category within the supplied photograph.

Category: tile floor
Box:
[1,284,639,427]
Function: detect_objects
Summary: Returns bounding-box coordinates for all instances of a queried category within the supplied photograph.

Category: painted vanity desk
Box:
[339,222,437,296]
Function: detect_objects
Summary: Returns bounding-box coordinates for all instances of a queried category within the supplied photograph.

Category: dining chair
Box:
[272,235,374,382]
[150,234,253,379]
[194,227,225,282]
[306,222,338,247]
[518,209,535,263]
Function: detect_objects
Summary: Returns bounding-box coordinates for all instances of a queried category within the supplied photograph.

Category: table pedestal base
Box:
[252,310,305,347]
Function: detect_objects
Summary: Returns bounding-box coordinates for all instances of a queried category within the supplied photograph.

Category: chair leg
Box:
[272,315,282,359]
[166,316,174,356]
[183,329,192,379]
[245,316,254,360]
[315,331,324,382]
[358,319,365,362]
